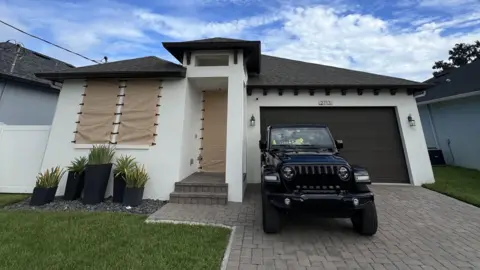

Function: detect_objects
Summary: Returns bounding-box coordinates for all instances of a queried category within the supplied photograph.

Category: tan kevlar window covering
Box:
[116,80,160,145]
[200,91,227,172]
[75,80,119,144]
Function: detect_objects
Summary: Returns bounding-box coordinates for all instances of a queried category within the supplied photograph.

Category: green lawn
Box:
[423,166,480,207]
[0,194,30,207]
[0,211,230,270]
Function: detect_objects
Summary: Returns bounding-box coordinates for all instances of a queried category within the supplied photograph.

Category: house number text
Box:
[318,100,333,106]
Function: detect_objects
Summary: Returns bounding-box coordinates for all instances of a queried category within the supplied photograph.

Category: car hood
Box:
[275,152,348,165]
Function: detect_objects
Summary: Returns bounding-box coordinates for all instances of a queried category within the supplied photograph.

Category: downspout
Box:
[414,90,426,98]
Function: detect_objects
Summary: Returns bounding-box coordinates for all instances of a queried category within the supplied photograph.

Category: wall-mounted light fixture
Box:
[408,114,416,127]
[250,115,256,127]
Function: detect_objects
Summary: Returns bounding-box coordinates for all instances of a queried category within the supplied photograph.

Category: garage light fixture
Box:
[250,115,256,126]
[408,114,416,127]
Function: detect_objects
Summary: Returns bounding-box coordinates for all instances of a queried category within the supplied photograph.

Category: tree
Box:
[433,41,480,75]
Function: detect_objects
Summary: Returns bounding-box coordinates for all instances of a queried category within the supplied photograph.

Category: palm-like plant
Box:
[124,165,149,188]
[88,145,115,165]
[67,156,88,173]
[36,167,66,188]
[113,155,137,177]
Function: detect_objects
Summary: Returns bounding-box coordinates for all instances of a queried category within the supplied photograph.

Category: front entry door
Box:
[200,91,227,172]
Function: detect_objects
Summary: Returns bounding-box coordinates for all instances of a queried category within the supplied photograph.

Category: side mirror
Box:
[259,140,267,151]
[335,140,344,150]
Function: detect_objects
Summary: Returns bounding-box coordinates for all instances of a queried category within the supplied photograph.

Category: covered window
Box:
[74,79,161,146]
[75,80,119,144]
[116,80,161,145]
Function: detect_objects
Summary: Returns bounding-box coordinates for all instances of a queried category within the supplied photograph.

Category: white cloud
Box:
[261,5,480,81]
[419,0,479,7]
[134,10,281,40]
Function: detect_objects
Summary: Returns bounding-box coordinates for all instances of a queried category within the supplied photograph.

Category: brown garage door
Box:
[260,107,409,183]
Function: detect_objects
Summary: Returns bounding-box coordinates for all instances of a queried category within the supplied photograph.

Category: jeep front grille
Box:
[283,164,349,192]
[292,165,338,175]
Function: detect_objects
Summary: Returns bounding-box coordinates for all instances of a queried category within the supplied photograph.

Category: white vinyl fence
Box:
[0,125,50,193]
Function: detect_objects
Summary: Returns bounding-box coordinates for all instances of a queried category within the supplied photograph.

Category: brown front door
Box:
[260,107,409,183]
[200,91,228,172]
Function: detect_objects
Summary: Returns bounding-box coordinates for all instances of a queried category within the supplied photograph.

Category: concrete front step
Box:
[169,192,228,205]
[174,182,228,193]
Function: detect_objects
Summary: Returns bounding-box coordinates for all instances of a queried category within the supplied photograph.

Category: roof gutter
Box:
[417,89,480,105]
[0,73,60,92]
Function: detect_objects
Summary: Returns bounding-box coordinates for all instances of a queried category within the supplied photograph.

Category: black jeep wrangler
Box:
[260,125,378,236]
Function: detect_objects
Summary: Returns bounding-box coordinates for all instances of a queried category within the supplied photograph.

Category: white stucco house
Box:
[36,37,434,204]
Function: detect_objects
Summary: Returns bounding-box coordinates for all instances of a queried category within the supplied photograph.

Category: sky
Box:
[0,0,479,82]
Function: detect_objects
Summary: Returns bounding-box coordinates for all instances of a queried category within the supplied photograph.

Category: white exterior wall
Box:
[0,125,50,193]
[41,79,188,200]
[246,90,434,186]
[179,81,203,180]
[185,50,247,202]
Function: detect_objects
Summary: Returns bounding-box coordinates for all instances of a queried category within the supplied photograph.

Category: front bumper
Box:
[265,191,373,213]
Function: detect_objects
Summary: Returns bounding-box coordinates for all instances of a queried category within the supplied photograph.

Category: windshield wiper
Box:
[271,145,296,151]
[293,145,335,152]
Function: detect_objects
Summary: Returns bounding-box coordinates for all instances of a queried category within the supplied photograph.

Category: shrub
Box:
[88,145,115,165]
[124,165,149,188]
[113,155,137,178]
[36,167,66,188]
[67,156,88,173]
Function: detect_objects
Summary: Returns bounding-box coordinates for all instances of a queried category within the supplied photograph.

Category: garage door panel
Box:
[260,107,409,183]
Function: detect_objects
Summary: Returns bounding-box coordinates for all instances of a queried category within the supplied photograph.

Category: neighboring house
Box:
[36,37,434,203]
[417,59,480,170]
[0,42,74,125]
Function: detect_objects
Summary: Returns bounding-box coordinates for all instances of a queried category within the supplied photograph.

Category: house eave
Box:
[246,84,432,91]
[35,70,187,82]
[0,73,60,91]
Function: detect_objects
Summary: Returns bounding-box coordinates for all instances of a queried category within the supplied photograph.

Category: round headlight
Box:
[282,166,295,180]
[337,166,350,181]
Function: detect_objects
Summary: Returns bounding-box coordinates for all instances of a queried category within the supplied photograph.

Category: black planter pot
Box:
[123,187,144,207]
[113,175,126,203]
[63,171,85,200]
[30,186,58,206]
[82,163,112,205]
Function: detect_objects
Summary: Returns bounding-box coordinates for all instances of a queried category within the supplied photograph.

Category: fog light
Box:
[353,198,359,206]
[284,198,291,205]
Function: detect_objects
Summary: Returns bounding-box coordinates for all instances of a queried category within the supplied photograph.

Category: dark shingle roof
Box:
[248,55,427,88]
[0,42,74,87]
[36,56,186,81]
[417,59,480,103]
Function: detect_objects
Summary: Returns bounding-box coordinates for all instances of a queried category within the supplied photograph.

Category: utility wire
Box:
[0,19,102,64]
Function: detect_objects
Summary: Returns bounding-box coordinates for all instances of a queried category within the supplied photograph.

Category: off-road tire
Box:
[351,201,378,236]
[262,194,281,234]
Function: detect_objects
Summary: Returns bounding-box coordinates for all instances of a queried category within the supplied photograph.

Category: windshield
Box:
[269,127,334,148]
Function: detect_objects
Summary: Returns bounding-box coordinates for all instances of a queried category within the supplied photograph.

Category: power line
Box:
[0,19,102,64]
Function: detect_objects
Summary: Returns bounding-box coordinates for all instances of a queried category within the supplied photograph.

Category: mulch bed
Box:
[3,196,166,215]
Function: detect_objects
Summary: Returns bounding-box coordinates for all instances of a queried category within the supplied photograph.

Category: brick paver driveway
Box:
[149,185,480,270]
